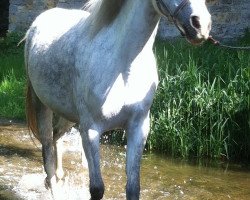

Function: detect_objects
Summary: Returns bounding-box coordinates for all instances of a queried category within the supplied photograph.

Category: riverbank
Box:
[0,117,25,126]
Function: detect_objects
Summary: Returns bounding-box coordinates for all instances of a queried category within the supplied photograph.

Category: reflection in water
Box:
[0,123,250,199]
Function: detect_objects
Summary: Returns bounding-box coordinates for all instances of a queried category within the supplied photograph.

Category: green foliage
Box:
[0,32,24,55]
[0,72,25,119]
[0,33,26,119]
[149,35,250,161]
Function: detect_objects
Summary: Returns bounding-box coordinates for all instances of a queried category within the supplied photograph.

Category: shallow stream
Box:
[0,123,249,199]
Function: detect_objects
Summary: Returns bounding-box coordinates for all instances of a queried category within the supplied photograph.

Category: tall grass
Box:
[149,34,250,161]
[0,33,26,119]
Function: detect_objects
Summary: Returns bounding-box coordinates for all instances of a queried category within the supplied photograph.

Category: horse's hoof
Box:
[57,175,68,187]
[56,169,65,180]
[56,170,68,186]
[44,177,51,189]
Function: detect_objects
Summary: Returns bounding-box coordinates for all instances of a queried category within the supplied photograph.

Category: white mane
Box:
[84,0,125,37]
[84,0,102,12]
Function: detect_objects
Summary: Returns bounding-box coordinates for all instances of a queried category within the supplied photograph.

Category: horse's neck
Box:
[113,0,160,62]
[83,0,160,64]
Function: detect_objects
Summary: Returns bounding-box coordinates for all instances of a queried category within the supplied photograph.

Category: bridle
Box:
[155,0,250,51]
[155,0,190,36]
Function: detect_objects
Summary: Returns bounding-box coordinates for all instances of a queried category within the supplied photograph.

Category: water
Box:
[0,123,250,200]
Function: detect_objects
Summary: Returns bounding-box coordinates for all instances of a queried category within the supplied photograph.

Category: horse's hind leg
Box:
[54,137,64,181]
[26,84,57,191]
[32,95,56,189]
[53,116,75,181]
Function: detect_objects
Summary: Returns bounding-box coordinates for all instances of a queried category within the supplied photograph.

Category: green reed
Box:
[149,34,250,161]
[0,33,26,119]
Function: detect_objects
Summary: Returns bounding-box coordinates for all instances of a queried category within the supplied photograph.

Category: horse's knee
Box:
[90,182,105,200]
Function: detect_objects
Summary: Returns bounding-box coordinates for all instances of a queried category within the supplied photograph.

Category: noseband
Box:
[155,0,190,36]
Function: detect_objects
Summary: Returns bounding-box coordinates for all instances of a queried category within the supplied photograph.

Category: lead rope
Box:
[208,36,250,51]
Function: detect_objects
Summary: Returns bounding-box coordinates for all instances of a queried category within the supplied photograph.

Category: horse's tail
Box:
[25,29,40,142]
[26,82,40,141]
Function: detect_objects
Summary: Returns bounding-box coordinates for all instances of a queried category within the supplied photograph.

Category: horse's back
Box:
[26,7,89,70]
[28,8,89,45]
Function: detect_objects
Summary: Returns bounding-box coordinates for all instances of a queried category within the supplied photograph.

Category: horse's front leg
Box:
[126,113,150,200]
[80,127,104,200]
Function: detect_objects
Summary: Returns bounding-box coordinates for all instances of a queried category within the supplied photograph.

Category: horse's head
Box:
[153,0,211,44]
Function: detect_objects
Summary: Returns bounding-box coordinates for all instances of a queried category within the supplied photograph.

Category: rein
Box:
[208,36,250,51]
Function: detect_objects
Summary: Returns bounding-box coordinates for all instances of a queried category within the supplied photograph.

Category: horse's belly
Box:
[35,84,78,122]
[28,61,78,122]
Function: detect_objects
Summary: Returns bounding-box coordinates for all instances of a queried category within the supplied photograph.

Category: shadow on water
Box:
[0,144,42,163]
[0,123,250,199]
[0,184,24,200]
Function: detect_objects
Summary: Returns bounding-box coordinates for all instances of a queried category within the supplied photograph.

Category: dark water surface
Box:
[0,123,249,200]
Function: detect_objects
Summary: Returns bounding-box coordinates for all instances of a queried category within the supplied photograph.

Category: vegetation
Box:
[0,33,26,119]
[149,33,250,161]
[0,32,249,161]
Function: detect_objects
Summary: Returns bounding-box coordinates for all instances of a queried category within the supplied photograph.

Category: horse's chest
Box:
[93,72,155,119]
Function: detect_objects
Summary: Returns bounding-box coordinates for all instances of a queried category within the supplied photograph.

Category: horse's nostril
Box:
[191,16,201,29]
[208,21,212,31]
